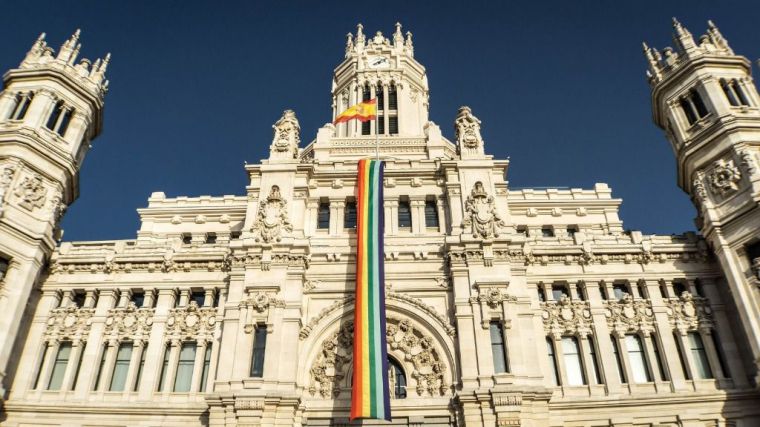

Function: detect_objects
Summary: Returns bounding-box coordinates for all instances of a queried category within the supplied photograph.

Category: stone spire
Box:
[672,17,697,55]
[706,20,733,54]
[393,22,404,47]
[57,28,81,63]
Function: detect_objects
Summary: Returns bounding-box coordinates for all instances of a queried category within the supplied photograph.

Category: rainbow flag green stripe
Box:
[351,159,391,421]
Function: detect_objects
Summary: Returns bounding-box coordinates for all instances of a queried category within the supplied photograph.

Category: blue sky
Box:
[2,1,759,241]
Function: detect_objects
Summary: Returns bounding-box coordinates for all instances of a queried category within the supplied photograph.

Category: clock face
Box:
[367,56,390,69]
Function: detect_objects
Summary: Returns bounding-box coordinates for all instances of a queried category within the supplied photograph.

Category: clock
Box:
[367,55,390,69]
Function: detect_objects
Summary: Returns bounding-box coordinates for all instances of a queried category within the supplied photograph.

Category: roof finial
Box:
[671,17,697,55]
[405,30,414,56]
[642,42,662,82]
[345,32,354,57]
[706,19,733,54]
[356,23,366,47]
[57,28,82,62]
[393,22,404,47]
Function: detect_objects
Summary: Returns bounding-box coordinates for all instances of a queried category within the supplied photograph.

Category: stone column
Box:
[124,340,145,394]
[117,288,130,308]
[63,110,90,147]
[36,340,59,391]
[137,288,174,399]
[305,199,318,236]
[578,334,596,386]
[551,335,568,387]
[23,88,55,128]
[143,289,155,309]
[436,197,446,234]
[97,339,119,392]
[330,199,344,236]
[204,288,216,307]
[386,200,399,235]
[588,281,622,393]
[369,84,376,136]
[641,333,661,383]
[191,340,208,392]
[451,268,478,389]
[83,290,98,309]
[410,198,425,235]
[646,279,687,391]
[163,339,182,393]
[59,339,84,393]
[178,289,190,306]
[675,331,697,385]
[0,90,17,119]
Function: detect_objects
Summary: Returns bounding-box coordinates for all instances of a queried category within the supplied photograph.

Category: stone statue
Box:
[462,181,505,239]
[269,110,300,160]
[251,185,293,243]
[455,106,485,158]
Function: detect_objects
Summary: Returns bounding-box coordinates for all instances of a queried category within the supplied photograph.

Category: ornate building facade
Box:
[1,20,760,426]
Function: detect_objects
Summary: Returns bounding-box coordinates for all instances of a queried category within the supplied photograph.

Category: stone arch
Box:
[299,297,457,400]
[306,314,451,400]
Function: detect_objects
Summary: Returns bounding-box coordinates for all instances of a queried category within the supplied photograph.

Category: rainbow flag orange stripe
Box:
[351,159,391,421]
[334,98,377,124]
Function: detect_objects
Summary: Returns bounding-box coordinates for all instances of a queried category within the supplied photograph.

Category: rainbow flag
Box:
[351,159,391,421]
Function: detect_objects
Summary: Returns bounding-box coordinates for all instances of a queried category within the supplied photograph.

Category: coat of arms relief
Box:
[251,185,293,243]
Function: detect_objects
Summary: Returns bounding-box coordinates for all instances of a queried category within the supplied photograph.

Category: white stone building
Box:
[1,20,760,426]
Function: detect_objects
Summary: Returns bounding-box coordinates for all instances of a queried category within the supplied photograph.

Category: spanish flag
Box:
[334,98,377,124]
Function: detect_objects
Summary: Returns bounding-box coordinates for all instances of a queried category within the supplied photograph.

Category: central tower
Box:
[332,23,429,138]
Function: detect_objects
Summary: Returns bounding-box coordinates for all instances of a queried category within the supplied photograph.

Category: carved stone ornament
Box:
[241,291,284,313]
[104,303,154,342]
[14,174,47,211]
[44,306,95,342]
[308,318,447,398]
[165,301,217,341]
[270,109,300,160]
[49,193,67,223]
[666,291,714,334]
[462,181,505,239]
[251,185,293,243]
[708,158,742,196]
[604,294,655,336]
[541,296,592,337]
[0,165,17,217]
[470,287,517,309]
[455,106,483,150]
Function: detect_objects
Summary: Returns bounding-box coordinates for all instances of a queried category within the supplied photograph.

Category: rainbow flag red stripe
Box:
[351,159,391,421]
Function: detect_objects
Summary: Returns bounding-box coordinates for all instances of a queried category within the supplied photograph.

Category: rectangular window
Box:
[205,233,217,244]
[72,290,86,308]
[611,336,626,383]
[625,334,652,383]
[378,114,385,134]
[673,282,687,297]
[389,116,398,135]
[587,337,602,384]
[536,285,546,302]
[158,344,171,391]
[688,332,713,379]
[191,290,206,307]
[173,342,197,392]
[200,344,212,391]
[541,227,554,238]
[251,326,267,377]
[516,226,528,237]
[651,333,668,381]
[182,233,192,245]
[133,345,146,391]
[398,200,412,229]
[130,291,145,308]
[546,338,560,386]
[424,200,439,228]
[344,200,357,229]
[551,284,568,302]
[599,284,608,301]
[57,108,73,136]
[565,225,578,238]
[109,342,133,391]
[46,101,64,131]
[48,341,72,390]
[636,283,647,299]
[388,85,398,110]
[489,321,508,374]
[562,336,586,386]
[612,283,629,300]
[673,332,691,380]
[575,283,586,301]
[317,201,330,229]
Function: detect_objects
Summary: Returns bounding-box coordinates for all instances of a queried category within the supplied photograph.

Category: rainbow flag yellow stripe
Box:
[350,159,391,421]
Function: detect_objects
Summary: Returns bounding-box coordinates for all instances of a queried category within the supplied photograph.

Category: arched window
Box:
[388,83,398,135]
[388,357,407,399]
[361,83,371,135]
[377,82,385,134]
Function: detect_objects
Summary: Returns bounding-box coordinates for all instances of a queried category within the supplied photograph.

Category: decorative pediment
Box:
[666,291,714,334]
[541,297,592,338]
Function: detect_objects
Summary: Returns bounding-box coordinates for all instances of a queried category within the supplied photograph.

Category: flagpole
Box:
[375,99,379,160]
